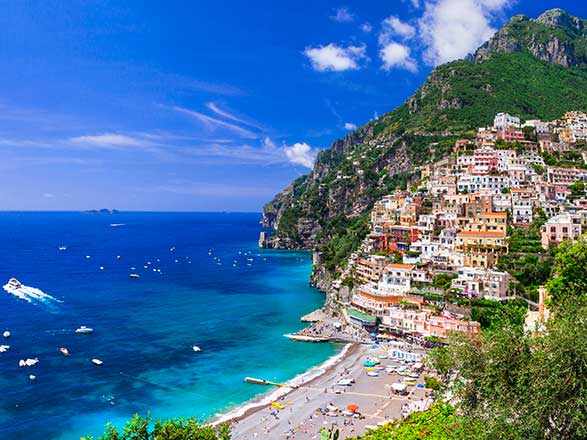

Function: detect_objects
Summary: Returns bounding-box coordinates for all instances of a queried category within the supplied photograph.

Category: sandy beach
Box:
[222,342,432,440]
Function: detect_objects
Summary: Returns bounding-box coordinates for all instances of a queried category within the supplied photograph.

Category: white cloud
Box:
[284,142,317,168]
[408,0,421,8]
[330,7,354,22]
[344,122,357,130]
[69,133,150,148]
[419,0,513,65]
[361,22,373,33]
[43,193,56,198]
[380,42,418,72]
[304,43,367,72]
[379,16,416,44]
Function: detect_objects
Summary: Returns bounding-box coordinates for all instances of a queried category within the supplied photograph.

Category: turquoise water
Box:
[0,212,336,439]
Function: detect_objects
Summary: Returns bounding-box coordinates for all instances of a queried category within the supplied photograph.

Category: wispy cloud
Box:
[69,133,151,148]
[344,122,357,130]
[304,43,367,72]
[206,102,264,130]
[183,79,243,96]
[330,7,354,22]
[171,105,259,139]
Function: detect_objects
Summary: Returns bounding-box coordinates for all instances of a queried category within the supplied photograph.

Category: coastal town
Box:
[233,110,587,439]
[313,110,587,341]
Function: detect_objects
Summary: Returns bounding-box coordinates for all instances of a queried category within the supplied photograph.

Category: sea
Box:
[0,212,337,439]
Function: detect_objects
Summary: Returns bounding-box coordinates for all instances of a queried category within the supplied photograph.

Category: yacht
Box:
[129,273,140,279]
[75,326,93,334]
[192,345,201,352]
[3,330,10,338]
[7,278,22,289]
[92,358,103,366]
[59,347,70,356]
[58,246,67,251]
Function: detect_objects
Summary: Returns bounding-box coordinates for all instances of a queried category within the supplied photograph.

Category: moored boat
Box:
[3,330,10,338]
[129,273,140,279]
[59,347,69,356]
[91,358,103,365]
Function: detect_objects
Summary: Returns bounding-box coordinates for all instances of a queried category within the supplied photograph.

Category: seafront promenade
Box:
[228,343,431,439]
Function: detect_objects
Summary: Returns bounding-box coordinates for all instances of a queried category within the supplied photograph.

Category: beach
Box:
[223,342,432,440]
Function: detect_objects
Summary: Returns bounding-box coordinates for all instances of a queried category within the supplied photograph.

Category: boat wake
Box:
[3,282,63,309]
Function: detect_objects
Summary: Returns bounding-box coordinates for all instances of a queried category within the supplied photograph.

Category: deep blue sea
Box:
[0,212,336,439]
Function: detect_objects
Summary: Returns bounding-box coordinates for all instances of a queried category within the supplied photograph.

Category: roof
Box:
[457,231,506,237]
[347,308,376,324]
[480,212,507,217]
[386,263,415,270]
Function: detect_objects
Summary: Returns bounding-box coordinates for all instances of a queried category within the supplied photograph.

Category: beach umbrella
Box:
[347,404,359,412]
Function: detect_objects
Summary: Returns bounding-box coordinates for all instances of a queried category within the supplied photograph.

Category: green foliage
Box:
[426,236,587,439]
[82,415,231,440]
[424,376,443,391]
[431,273,456,290]
[321,216,370,271]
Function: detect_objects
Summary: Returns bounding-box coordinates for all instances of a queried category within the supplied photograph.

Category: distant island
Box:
[82,209,120,215]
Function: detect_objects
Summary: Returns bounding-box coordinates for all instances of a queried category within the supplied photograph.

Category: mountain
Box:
[262,8,587,266]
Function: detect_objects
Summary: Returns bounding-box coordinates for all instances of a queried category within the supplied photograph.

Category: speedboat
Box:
[129,273,140,279]
[0,345,10,352]
[7,278,22,289]
[58,246,67,251]
[29,375,36,380]
[59,347,69,356]
[75,326,93,334]
[366,371,380,377]
[91,358,103,366]
[3,330,10,338]
[192,346,201,352]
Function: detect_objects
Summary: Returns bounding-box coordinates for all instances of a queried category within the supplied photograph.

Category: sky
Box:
[1,0,587,211]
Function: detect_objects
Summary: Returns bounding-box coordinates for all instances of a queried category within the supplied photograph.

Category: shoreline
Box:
[211,343,355,427]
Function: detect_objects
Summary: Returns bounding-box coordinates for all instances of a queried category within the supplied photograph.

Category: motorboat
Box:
[91,358,103,366]
[129,273,140,279]
[0,345,10,352]
[75,326,93,334]
[29,375,36,380]
[366,371,380,377]
[3,330,10,338]
[192,346,201,352]
[7,278,22,289]
[58,246,67,251]
[59,347,69,356]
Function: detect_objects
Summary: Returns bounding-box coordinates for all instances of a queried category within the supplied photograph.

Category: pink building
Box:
[540,214,582,249]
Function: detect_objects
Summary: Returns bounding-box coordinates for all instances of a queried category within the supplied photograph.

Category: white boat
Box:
[58,246,67,251]
[92,358,103,365]
[3,330,10,338]
[29,375,36,380]
[19,359,25,367]
[0,345,10,352]
[7,278,22,289]
[59,347,69,356]
[129,273,140,279]
[366,371,379,377]
[75,326,93,334]
[192,346,201,352]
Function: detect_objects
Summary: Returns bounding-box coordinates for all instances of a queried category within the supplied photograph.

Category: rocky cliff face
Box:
[263,8,587,255]
[473,9,587,68]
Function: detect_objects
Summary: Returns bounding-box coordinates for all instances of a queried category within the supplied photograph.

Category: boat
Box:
[129,273,140,279]
[75,326,93,334]
[7,278,22,289]
[192,345,201,352]
[3,330,10,338]
[59,347,69,356]
[0,345,10,352]
[29,375,36,380]
[366,371,380,377]
[91,358,103,365]
[58,246,67,251]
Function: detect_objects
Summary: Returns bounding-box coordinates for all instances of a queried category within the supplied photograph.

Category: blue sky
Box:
[1,0,586,211]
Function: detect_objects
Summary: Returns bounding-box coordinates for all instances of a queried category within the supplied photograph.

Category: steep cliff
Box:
[263,9,587,263]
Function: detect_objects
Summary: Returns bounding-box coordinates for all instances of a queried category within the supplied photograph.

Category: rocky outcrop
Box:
[473,9,587,68]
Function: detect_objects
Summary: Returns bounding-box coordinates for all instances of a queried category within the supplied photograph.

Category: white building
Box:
[451,267,510,300]
[523,119,549,135]
[457,175,511,193]
[494,113,521,131]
